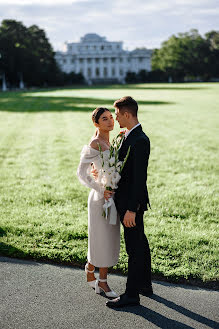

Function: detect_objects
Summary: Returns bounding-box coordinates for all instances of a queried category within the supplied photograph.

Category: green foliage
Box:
[151,29,219,81]
[125,69,168,83]
[0,83,218,284]
[0,19,85,87]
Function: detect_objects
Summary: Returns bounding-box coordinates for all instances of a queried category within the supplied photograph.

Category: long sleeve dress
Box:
[77,145,120,268]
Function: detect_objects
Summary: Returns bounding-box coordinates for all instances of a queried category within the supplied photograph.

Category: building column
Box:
[75,57,79,74]
[99,58,104,78]
[91,58,95,79]
[115,58,120,80]
[84,57,88,80]
[108,61,111,78]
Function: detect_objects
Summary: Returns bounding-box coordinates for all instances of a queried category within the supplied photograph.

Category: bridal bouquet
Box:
[97,131,131,224]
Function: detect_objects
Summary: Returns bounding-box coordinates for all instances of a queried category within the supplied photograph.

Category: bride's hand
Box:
[91,163,98,180]
[104,190,115,201]
[91,168,98,180]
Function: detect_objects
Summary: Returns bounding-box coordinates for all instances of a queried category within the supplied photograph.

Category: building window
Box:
[94,45,96,50]
[95,58,99,63]
[101,45,104,50]
[63,59,66,64]
[120,58,123,63]
[117,45,120,49]
[139,57,143,62]
[79,58,83,63]
[104,67,108,77]
[103,58,107,63]
[127,58,131,62]
[71,58,74,63]
[96,68,100,77]
[120,69,123,76]
[112,67,115,76]
[111,58,115,63]
[87,58,91,63]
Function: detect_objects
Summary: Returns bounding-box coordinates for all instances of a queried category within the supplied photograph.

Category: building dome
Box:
[81,33,106,43]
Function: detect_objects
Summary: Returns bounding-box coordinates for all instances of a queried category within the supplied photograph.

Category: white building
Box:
[55,33,152,84]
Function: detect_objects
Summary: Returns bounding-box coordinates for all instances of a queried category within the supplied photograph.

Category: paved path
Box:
[0,257,218,329]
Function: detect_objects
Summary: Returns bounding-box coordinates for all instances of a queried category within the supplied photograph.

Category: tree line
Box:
[0,19,218,87]
[0,19,84,88]
[130,29,219,83]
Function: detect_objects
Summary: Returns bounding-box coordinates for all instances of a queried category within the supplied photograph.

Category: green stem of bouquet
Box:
[119,145,131,173]
[97,142,104,167]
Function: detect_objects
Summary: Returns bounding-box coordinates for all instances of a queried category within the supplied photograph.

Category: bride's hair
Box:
[91,107,110,138]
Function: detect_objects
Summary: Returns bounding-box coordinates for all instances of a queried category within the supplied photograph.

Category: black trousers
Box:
[120,209,152,298]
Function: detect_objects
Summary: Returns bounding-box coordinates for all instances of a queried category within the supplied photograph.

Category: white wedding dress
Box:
[77,145,120,268]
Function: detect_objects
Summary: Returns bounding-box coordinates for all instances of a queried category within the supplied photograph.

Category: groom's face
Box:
[115,107,127,128]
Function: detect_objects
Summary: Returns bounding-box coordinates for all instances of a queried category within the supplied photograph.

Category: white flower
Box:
[114,172,121,183]
[108,167,115,175]
[94,161,102,171]
[116,161,123,169]
[109,157,115,166]
[103,161,110,170]
[103,152,109,161]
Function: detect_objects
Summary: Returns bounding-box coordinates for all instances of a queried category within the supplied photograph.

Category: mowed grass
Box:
[0,83,218,286]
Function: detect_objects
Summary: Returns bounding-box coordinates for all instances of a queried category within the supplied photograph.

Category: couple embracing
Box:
[77,96,152,308]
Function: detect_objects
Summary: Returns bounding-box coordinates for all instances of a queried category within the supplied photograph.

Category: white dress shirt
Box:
[125,123,141,139]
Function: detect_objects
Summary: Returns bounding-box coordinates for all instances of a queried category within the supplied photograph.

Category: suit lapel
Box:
[119,125,142,160]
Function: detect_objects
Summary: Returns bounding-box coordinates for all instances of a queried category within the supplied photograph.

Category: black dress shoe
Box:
[106,293,140,308]
[139,285,153,296]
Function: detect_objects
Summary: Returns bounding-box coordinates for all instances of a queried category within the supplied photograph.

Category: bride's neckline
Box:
[87,145,110,153]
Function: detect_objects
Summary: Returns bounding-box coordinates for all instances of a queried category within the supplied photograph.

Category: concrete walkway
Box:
[0,256,218,329]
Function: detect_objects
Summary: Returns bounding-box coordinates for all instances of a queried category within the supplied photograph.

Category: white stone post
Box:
[2,73,7,91]
[19,72,24,89]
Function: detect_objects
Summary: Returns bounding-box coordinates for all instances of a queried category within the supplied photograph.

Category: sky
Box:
[0,0,218,51]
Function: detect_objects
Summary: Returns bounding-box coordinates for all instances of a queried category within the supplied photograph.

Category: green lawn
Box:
[0,83,218,286]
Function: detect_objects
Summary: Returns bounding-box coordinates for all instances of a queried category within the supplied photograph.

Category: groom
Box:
[106,96,152,308]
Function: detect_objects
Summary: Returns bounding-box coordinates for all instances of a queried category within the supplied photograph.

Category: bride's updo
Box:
[92,107,110,137]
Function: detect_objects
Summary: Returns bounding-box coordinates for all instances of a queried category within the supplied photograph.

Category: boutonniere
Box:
[118,130,126,137]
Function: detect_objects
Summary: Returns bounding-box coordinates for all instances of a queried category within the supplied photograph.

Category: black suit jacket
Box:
[115,125,150,215]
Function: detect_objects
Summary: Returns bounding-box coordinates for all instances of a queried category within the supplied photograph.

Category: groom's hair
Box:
[113,96,138,117]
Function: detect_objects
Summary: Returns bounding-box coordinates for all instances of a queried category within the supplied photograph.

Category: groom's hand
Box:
[123,210,136,227]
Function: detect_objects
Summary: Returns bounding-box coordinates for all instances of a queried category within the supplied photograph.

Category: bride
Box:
[77,107,120,298]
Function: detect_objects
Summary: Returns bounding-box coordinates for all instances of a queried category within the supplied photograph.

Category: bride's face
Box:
[96,111,114,131]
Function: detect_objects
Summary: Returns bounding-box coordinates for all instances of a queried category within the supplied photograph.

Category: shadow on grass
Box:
[0,94,174,112]
[0,227,39,265]
[23,84,208,91]
[92,84,209,91]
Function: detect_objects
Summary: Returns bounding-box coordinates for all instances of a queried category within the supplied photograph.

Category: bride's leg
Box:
[99,267,111,292]
[86,262,96,282]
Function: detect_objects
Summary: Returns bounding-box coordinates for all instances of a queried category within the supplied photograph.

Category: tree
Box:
[0,19,68,87]
[151,29,216,81]
[205,30,219,78]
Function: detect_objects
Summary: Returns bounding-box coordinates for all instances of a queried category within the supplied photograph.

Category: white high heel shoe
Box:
[85,263,96,289]
[95,278,118,298]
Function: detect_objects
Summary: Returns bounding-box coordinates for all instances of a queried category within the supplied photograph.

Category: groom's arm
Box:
[128,138,150,213]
